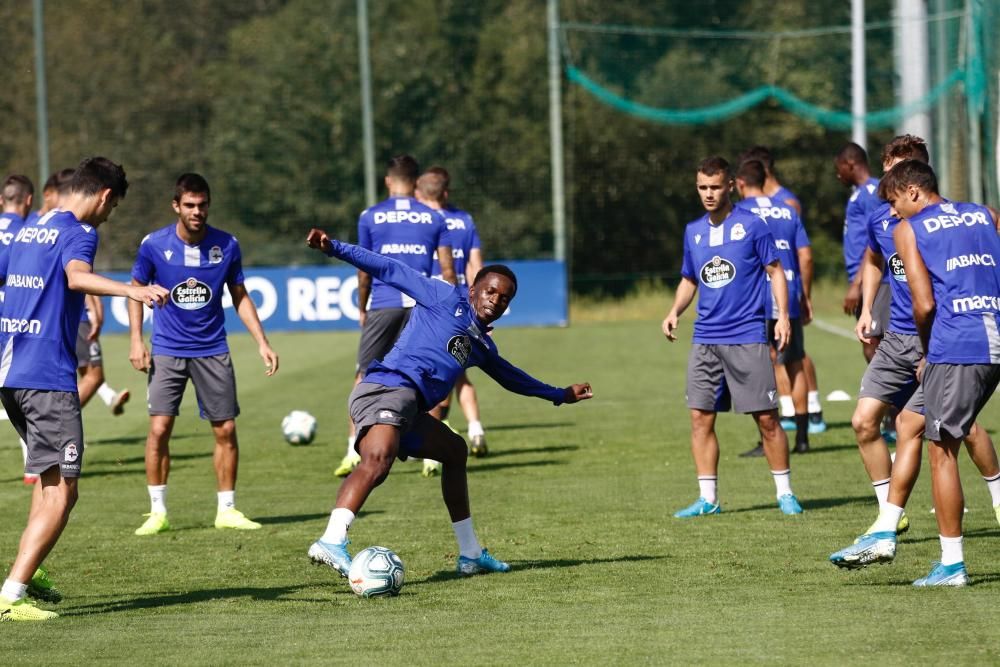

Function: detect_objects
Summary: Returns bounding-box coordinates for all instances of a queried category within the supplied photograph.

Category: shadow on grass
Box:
[64,584,329,615]
[487,422,576,432]
[484,445,580,459]
[796,443,862,455]
[256,510,383,526]
[88,433,198,447]
[83,452,213,478]
[413,554,666,586]
[899,525,1000,545]
[848,570,1000,587]
[726,495,871,513]
[394,459,568,475]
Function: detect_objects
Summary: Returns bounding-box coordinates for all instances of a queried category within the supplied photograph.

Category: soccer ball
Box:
[281,410,317,445]
[348,546,405,597]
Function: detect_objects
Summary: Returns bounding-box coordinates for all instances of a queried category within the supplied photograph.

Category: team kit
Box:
[0,137,998,620]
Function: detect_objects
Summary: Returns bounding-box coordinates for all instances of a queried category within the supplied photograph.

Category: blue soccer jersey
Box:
[866,202,918,336]
[843,177,881,281]
[680,208,780,344]
[131,224,244,357]
[736,196,809,320]
[432,206,481,285]
[0,212,27,314]
[908,201,1000,364]
[0,210,97,391]
[772,185,801,213]
[357,196,451,309]
[324,239,565,410]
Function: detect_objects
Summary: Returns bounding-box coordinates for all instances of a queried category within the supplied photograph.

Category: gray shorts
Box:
[922,363,1000,441]
[686,343,779,414]
[356,308,412,374]
[76,321,103,368]
[855,282,891,338]
[0,388,84,477]
[859,330,922,409]
[348,382,428,460]
[767,318,805,364]
[148,354,240,421]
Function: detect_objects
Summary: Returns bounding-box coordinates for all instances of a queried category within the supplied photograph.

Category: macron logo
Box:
[164,250,174,261]
[882,220,890,231]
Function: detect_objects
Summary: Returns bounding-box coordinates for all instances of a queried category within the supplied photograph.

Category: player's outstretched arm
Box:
[230,282,278,376]
[563,383,594,404]
[66,260,169,306]
[479,354,591,406]
[663,277,697,341]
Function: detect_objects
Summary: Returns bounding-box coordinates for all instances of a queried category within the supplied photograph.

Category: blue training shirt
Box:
[432,206,481,285]
[680,207,780,344]
[736,196,809,320]
[908,200,1000,364]
[0,212,27,314]
[0,209,97,391]
[866,202,917,336]
[772,185,801,213]
[131,224,244,358]
[324,239,565,410]
[357,196,451,309]
[843,177,881,282]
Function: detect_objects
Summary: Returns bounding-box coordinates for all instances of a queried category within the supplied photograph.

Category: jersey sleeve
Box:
[434,212,454,250]
[477,352,566,405]
[680,231,695,280]
[61,226,99,269]
[794,217,810,248]
[752,220,779,266]
[327,239,453,306]
[131,236,155,284]
[357,212,372,250]
[227,238,245,286]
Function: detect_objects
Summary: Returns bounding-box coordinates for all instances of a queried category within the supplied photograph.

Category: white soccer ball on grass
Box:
[281,410,317,445]
[348,546,405,597]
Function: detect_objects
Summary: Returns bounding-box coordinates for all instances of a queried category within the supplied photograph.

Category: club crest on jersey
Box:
[700,256,736,289]
[730,223,746,241]
[171,277,213,310]
[887,253,907,282]
[447,334,471,366]
[64,443,79,463]
[209,245,223,264]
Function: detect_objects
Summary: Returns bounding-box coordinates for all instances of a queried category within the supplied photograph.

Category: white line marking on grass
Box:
[811,318,858,340]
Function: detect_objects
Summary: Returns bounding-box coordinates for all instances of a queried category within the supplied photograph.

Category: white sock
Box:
[807,391,821,414]
[697,475,718,504]
[467,420,484,439]
[452,517,482,559]
[984,472,1000,507]
[97,382,117,406]
[779,395,795,418]
[148,485,167,514]
[321,508,355,544]
[872,478,890,508]
[1,579,27,603]
[871,502,904,534]
[771,469,792,498]
[346,435,357,458]
[939,535,964,566]
[217,490,235,511]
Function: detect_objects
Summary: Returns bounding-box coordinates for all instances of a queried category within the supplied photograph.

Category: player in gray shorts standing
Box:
[128,173,278,535]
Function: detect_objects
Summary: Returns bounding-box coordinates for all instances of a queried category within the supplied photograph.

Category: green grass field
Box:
[1,287,999,665]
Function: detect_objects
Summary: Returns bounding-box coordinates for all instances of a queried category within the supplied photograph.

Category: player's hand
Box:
[260,343,279,376]
[662,313,679,342]
[128,284,169,308]
[306,228,332,254]
[129,340,151,372]
[915,356,926,384]
[88,318,103,341]
[564,383,593,404]
[842,283,861,315]
[773,315,791,351]
[855,310,873,344]
[800,296,813,326]
[358,311,367,328]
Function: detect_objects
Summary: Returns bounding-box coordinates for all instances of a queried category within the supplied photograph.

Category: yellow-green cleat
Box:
[135,512,170,536]
[0,597,58,622]
[421,460,441,478]
[334,453,361,478]
[215,508,261,530]
[27,567,62,604]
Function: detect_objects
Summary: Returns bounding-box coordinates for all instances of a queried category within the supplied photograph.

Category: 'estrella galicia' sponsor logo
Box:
[5,274,45,289]
[64,443,79,463]
[887,253,907,282]
[952,294,1000,313]
[0,317,42,334]
[730,223,746,241]
[380,243,427,255]
[171,278,213,310]
[373,210,434,224]
[447,334,471,366]
[699,256,736,289]
[209,245,223,264]
[946,253,996,272]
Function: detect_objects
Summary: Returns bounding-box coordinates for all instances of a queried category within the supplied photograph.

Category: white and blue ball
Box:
[281,410,317,445]
[348,546,405,597]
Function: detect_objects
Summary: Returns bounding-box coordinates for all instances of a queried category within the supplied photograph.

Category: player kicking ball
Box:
[304,229,592,579]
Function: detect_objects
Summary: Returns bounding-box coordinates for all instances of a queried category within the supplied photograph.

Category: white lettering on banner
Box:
[0,317,42,334]
[379,243,428,255]
[288,275,359,322]
[14,227,59,244]
[945,254,996,272]
[921,210,991,233]
[445,217,467,230]
[372,211,434,224]
[5,274,45,289]
[953,295,1000,313]
[110,297,153,326]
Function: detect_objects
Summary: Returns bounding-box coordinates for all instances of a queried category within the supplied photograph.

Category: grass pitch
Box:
[1,287,999,665]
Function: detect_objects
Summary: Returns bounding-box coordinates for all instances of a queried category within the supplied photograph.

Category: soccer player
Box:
[335,155,455,479]
[415,167,491,457]
[304,228,592,579]
[734,159,813,455]
[663,157,803,517]
[0,158,168,621]
[835,142,885,363]
[128,173,278,535]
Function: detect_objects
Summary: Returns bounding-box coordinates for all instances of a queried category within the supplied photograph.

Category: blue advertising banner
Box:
[98,260,567,334]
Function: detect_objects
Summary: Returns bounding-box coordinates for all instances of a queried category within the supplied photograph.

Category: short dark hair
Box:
[1,175,34,204]
[44,168,75,195]
[877,159,939,200]
[738,146,775,171]
[68,157,129,199]
[836,142,868,165]
[416,171,447,204]
[473,264,518,296]
[424,165,450,189]
[881,135,929,166]
[386,155,420,184]
[735,160,767,188]
[697,156,731,179]
[173,173,211,202]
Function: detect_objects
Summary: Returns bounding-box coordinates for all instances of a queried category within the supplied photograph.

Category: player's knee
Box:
[851,409,879,442]
[148,421,172,443]
[213,420,237,446]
